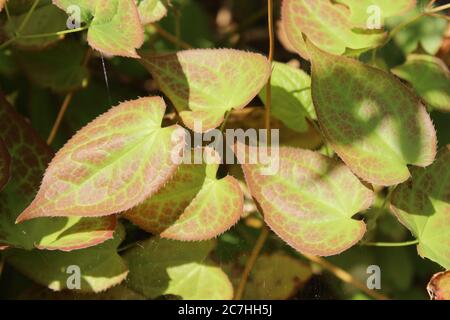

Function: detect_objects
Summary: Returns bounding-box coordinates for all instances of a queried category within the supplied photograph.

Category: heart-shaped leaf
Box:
[390,146,450,269]
[124,159,243,241]
[17,97,183,222]
[53,0,144,58]
[141,49,271,132]
[5,225,128,293]
[392,54,450,112]
[308,42,436,186]
[427,271,450,300]
[242,146,374,256]
[0,92,115,251]
[124,238,233,299]
[0,137,11,192]
[259,61,316,133]
[281,0,386,56]
[136,0,167,24]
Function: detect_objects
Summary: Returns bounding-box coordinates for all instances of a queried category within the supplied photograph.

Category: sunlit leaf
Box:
[136,0,167,24]
[124,238,233,299]
[0,137,11,192]
[259,62,316,133]
[281,0,386,55]
[141,49,270,132]
[392,54,450,112]
[17,97,183,222]
[242,146,374,256]
[0,93,115,251]
[308,42,436,185]
[390,146,450,269]
[5,225,128,293]
[125,159,243,241]
[427,271,450,300]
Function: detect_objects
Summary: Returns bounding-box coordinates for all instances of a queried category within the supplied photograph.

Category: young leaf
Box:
[124,160,244,241]
[308,43,437,186]
[5,225,128,293]
[136,0,167,24]
[0,137,11,192]
[124,238,233,299]
[17,97,183,222]
[259,62,316,133]
[281,0,386,55]
[392,54,450,112]
[427,271,450,300]
[242,146,374,256]
[334,0,416,27]
[0,92,116,251]
[141,49,271,132]
[390,146,450,269]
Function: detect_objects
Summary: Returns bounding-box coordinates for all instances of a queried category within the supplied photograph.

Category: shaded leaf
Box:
[17,97,183,221]
[242,146,374,256]
[390,146,450,269]
[124,238,233,299]
[141,49,270,132]
[309,42,436,186]
[392,54,450,112]
[0,137,11,192]
[259,62,316,133]
[427,271,450,300]
[282,0,386,56]
[136,0,167,24]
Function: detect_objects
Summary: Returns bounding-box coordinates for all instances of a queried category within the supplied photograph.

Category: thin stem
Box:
[264,0,275,138]
[19,26,89,39]
[174,8,181,50]
[234,226,270,300]
[427,3,450,14]
[219,111,231,133]
[4,2,12,23]
[361,239,419,247]
[387,13,424,42]
[152,24,192,49]
[426,12,450,20]
[0,38,16,50]
[302,253,389,300]
[16,0,40,36]
[426,0,438,10]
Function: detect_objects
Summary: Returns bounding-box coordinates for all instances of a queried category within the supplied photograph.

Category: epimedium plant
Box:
[0,0,449,300]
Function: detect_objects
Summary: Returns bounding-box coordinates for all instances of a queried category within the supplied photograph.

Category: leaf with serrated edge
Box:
[390,146,450,269]
[282,0,386,56]
[308,42,436,186]
[124,158,243,241]
[427,271,450,300]
[335,0,416,27]
[136,0,167,24]
[141,49,271,132]
[259,62,316,133]
[0,138,11,192]
[392,54,450,112]
[124,238,233,299]
[242,146,374,256]
[17,97,183,222]
[0,93,115,251]
[5,224,128,293]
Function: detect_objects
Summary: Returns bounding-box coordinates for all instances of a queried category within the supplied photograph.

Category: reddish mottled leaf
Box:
[0,138,11,192]
[141,49,271,132]
[242,146,374,256]
[124,158,243,241]
[17,97,183,222]
[427,271,450,300]
[136,0,167,24]
[390,146,450,269]
[309,42,436,186]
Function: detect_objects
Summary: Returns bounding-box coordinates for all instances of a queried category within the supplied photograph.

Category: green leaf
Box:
[124,159,243,241]
[390,146,450,269]
[427,271,450,300]
[136,0,167,24]
[392,54,450,112]
[242,146,374,256]
[281,0,386,56]
[259,62,316,133]
[335,0,416,27]
[0,137,11,192]
[124,238,233,299]
[0,93,115,251]
[308,42,437,186]
[53,0,144,58]
[17,97,183,222]
[141,49,270,132]
[5,225,128,293]
[14,40,89,92]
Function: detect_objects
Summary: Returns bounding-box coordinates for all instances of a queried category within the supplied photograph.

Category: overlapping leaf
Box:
[242,146,374,256]
[308,42,436,186]
[281,0,386,56]
[392,54,450,112]
[124,238,233,299]
[124,159,243,241]
[17,97,183,222]
[390,146,450,269]
[5,225,128,293]
[259,62,316,133]
[427,271,450,300]
[0,137,11,192]
[53,0,144,58]
[0,92,116,251]
[136,0,167,24]
[141,49,271,132]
